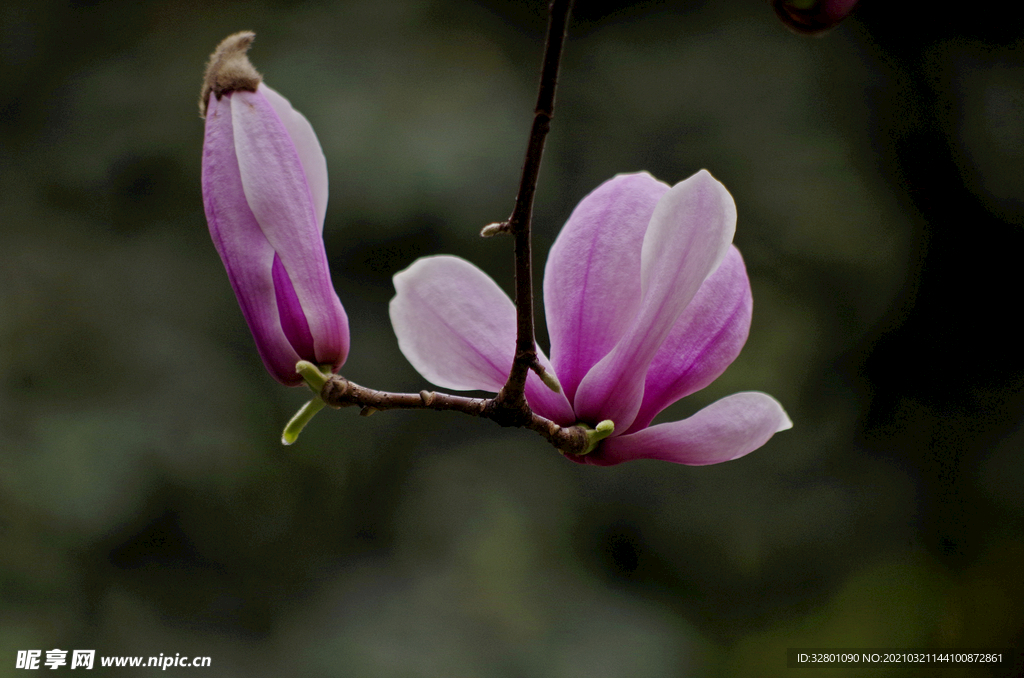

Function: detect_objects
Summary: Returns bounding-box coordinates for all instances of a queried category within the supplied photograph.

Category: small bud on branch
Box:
[480,222,511,237]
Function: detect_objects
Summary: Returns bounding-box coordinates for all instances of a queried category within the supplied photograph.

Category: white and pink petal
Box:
[575,391,791,466]
[231,88,348,369]
[390,256,574,424]
[260,84,329,231]
[627,245,752,433]
[543,172,669,402]
[577,393,790,467]
[571,170,738,432]
[202,94,304,384]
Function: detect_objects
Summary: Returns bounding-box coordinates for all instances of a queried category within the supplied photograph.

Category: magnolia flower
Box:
[201,32,349,386]
[390,171,791,465]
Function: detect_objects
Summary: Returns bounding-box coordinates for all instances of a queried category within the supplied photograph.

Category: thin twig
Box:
[491,0,573,419]
[320,375,588,454]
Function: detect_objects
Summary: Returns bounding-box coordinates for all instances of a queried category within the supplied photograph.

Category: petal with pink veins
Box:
[231,89,348,368]
[572,170,737,431]
[390,256,575,424]
[260,84,329,231]
[203,93,304,384]
[543,172,668,402]
[627,245,752,433]
[580,391,792,466]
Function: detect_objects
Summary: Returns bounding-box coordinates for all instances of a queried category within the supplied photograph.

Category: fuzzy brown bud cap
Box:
[199,31,262,118]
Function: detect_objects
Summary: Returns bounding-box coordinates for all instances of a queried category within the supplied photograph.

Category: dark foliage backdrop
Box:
[2,0,1023,676]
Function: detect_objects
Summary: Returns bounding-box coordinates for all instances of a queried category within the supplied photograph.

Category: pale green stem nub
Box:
[579,419,615,455]
[295,360,331,392]
[281,397,326,445]
[282,361,334,445]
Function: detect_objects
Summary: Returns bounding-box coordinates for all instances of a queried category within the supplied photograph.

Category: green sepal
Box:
[577,419,615,455]
[295,360,331,392]
[282,361,334,445]
[281,397,326,445]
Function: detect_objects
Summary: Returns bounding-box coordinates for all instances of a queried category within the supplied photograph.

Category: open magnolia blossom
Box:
[390,171,791,465]
[201,32,349,386]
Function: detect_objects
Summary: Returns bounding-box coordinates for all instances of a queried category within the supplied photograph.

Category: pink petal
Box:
[231,89,348,369]
[572,170,737,431]
[202,93,303,384]
[627,246,752,433]
[272,253,316,361]
[389,256,575,424]
[260,84,329,231]
[578,391,792,466]
[543,172,669,402]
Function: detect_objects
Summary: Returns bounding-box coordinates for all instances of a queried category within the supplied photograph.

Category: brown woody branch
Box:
[321,375,588,455]
[490,0,573,420]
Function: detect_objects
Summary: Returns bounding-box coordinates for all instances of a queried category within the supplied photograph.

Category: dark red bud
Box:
[772,0,859,35]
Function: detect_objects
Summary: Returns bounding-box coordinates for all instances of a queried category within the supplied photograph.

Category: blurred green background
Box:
[2,0,1024,675]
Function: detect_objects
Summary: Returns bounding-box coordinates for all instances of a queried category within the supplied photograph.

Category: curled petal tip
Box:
[777,407,794,432]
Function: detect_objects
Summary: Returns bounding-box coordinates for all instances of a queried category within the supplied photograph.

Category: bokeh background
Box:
[3,0,1024,675]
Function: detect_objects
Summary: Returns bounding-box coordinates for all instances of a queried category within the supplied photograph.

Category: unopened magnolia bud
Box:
[201,33,349,386]
[200,31,262,117]
[772,0,858,35]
